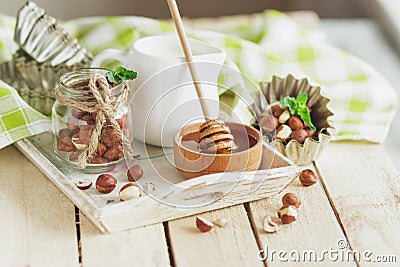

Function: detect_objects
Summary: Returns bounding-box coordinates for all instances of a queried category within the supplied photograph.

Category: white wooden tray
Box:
[15,132,299,233]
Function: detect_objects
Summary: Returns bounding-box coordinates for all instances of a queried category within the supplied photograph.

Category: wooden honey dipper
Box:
[167,0,237,153]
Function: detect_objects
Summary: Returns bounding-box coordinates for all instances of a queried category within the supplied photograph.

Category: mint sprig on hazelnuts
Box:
[106,66,137,84]
[279,93,316,131]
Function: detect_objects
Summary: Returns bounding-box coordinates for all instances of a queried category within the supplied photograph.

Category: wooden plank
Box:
[168,204,263,267]
[316,142,400,265]
[0,145,79,267]
[248,164,355,266]
[79,213,170,267]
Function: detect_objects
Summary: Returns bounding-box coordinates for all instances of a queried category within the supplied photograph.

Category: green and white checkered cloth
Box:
[0,10,397,149]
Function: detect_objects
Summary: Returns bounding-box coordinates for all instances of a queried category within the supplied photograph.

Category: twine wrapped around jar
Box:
[55,73,133,168]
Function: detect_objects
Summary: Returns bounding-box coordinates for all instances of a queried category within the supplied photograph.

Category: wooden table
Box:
[2,14,400,266]
[1,142,400,266]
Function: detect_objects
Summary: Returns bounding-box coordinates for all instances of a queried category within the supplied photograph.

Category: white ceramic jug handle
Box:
[91,49,130,67]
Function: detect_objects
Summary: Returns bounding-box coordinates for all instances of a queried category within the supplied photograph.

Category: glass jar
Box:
[52,68,131,173]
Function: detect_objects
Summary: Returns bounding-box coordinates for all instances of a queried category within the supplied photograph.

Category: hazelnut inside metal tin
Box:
[253,74,334,165]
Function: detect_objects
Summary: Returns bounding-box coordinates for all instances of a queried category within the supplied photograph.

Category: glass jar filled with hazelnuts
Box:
[52,67,136,172]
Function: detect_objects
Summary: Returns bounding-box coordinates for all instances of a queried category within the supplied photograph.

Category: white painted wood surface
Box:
[0,146,79,267]
[316,142,400,266]
[168,205,263,267]
[79,213,170,267]
[248,164,355,267]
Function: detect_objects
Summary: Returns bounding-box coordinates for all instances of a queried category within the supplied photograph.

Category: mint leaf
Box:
[106,66,137,84]
[106,71,118,83]
[278,94,316,131]
[296,93,308,105]
[280,96,296,113]
[298,106,316,131]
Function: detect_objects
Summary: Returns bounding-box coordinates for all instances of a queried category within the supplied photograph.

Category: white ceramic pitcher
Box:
[91,34,226,147]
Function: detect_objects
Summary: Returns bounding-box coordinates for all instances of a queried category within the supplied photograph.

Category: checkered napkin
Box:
[0,80,51,145]
[0,10,397,149]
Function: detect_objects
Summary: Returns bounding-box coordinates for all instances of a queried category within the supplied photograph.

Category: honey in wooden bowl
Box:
[174,122,263,178]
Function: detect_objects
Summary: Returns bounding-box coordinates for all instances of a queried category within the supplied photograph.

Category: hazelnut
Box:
[282,192,301,208]
[101,127,121,146]
[71,136,88,150]
[270,104,284,118]
[103,144,124,161]
[95,143,107,157]
[196,216,214,232]
[58,128,73,139]
[69,150,83,162]
[119,183,141,201]
[57,136,75,152]
[213,218,228,227]
[276,125,292,141]
[117,115,127,129]
[291,129,308,143]
[263,216,279,233]
[287,116,303,131]
[76,180,92,190]
[146,182,156,192]
[89,156,108,164]
[305,128,315,138]
[71,108,86,119]
[127,165,144,182]
[71,127,93,149]
[278,110,291,124]
[278,205,298,224]
[81,114,93,122]
[299,169,318,187]
[266,216,281,227]
[96,174,117,194]
[259,114,278,133]
[66,116,80,132]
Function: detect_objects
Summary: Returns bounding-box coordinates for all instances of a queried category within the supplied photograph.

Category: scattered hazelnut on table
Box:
[196,216,214,232]
[299,169,319,187]
[119,183,141,201]
[127,165,144,182]
[278,205,298,224]
[213,218,228,228]
[267,216,281,227]
[282,192,301,208]
[76,180,92,190]
[263,216,280,233]
[96,174,117,194]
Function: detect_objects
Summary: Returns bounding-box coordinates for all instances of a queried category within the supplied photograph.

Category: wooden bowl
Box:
[173,122,263,178]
